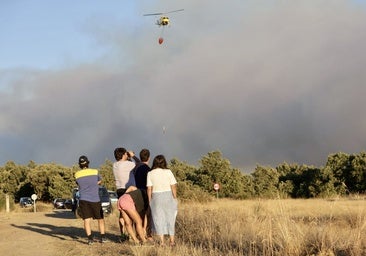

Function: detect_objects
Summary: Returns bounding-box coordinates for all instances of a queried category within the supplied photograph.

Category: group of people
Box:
[74,147,178,247]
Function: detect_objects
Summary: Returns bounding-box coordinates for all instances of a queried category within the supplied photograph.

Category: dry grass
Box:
[8,201,54,213]
[91,198,366,256]
[5,199,366,255]
[174,198,366,256]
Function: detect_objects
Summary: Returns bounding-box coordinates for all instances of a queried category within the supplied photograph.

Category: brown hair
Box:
[114,147,127,161]
[139,148,150,162]
[151,154,167,169]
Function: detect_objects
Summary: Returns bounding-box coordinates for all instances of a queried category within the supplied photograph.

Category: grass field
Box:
[174,198,366,256]
[3,197,366,255]
[101,197,366,255]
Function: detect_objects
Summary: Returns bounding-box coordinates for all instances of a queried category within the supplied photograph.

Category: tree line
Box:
[0,150,365,204]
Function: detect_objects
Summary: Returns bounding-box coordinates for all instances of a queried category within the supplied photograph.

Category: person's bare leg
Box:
[121,210,139,243]
[143,214,148,237]
[98,219,105,235]
[84,218,92,236]
[119,212,125,234]
[158,235,164,245]
[125,209,146,243]
[119,217,125,233]
[145,208,153,240]
[169,235,175,246]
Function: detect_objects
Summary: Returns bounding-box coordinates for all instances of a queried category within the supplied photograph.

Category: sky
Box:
[1,0,366,172]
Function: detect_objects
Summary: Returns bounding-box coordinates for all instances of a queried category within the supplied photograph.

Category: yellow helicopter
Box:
[143,9,184,27]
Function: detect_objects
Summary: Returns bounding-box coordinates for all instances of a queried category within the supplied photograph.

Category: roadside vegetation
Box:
[9,198,364,256]
[1,150,366,255]
[173,198,366,256]
[1,150,366,204]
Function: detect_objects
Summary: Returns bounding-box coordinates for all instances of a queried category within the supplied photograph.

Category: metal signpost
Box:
[31,194,38,213]
[5,194,10,213]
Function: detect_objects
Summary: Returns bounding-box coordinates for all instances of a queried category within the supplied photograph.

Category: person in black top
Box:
[133,148,153,240]
[134,148,151,189]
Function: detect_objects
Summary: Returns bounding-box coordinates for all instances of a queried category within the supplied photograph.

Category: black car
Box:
[19,197,33,208]
[99,186,112,214]
[53,198,66,209]
[71,188,80,214]
[64,199,74,209]
[108,190,118,204]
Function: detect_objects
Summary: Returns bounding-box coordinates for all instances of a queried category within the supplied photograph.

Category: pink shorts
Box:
[118,194,136,211]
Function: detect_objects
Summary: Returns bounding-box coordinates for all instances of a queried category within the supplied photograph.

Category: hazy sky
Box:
[1,0,366,172]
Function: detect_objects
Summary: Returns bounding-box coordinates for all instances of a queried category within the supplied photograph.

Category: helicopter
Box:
[143,9,184,27]
[143,9,184,44]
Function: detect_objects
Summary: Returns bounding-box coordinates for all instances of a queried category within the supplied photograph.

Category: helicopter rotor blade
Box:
[165,9,184,14]
[143,9,184,16]
[143,13,164,16]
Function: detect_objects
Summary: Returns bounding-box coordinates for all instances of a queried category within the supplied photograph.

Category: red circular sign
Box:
[214,183,220,191]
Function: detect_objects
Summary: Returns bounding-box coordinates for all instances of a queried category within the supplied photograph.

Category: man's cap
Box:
[78,155,89,165]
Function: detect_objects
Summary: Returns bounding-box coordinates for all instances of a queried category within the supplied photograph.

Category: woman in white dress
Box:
[147,155,178,246]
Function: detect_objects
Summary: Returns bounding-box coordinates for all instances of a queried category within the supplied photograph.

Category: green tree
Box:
[99,159,115,191]
[325,152,351,192]
[194,151,233,193]
[169,158,211,202]
[307,166,338,198]
[277,162,300,198]
[0,161,29,199]
[349,152,366,192]
[252,165,279,198]
[190,151,251,198]
[170,158,196,181]
[27,163,62,201]
[48,165,75,200]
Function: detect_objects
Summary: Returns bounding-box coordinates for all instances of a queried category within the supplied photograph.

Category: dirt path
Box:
[0,210,135,256]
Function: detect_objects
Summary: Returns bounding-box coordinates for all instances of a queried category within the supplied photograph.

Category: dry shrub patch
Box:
[60,198,366,255]
[175,199,366,256]
[2,199,366,256]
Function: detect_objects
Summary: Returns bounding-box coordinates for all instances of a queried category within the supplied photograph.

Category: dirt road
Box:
[0,210,135,256]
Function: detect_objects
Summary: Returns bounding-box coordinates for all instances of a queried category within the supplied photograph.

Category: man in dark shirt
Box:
[134,148,151,189]
[132,148,152,239]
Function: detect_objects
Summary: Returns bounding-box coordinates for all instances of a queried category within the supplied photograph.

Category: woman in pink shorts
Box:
[118,186,150,245]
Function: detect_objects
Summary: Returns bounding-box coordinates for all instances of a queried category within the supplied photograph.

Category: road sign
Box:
[31,194,37,212]
[214,183,220,191]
